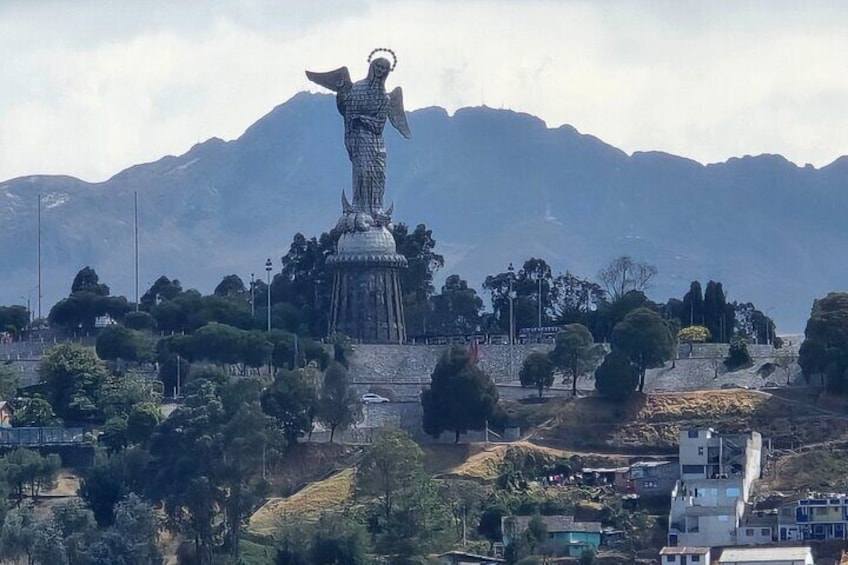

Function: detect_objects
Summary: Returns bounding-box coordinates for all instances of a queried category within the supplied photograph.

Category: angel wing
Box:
[305,67,352,94]
[387,87,412,139]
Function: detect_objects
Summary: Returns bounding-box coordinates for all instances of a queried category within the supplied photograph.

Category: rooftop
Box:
[505,515,602,534]
[661,546,710,556]
[719,546,812,563]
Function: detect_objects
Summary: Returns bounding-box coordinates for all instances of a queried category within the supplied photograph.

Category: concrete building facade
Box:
[669,429,763,547]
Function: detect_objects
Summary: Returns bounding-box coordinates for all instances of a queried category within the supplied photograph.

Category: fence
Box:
[0,427,85,446]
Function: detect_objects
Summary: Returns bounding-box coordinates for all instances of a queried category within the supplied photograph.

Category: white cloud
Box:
[1,0,848,181]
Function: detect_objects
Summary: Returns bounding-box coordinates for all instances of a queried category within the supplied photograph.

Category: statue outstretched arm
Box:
[387,87,411,139]
[305,67,352,94]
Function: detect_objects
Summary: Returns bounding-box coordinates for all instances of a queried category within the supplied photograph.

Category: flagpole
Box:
[134,191,139,311]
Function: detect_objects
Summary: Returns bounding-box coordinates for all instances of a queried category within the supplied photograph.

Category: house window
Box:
[688,430,699,438]
[761,528,770,536]
[644,480,657,489]
[746,529,754,536]
[726,487,740,497]
[691,556,700,562]
[666,556,677,563]
[682,465,705,474]
[698,447,704,456]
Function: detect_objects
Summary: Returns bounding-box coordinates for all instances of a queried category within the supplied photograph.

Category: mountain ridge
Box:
[2,92,845,331]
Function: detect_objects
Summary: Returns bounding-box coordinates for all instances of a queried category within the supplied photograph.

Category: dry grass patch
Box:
[772,449,848,494]
[535,389,843,452]
[248,467,355,536]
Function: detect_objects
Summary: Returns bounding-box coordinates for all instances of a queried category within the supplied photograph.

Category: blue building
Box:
[501,515,602,557]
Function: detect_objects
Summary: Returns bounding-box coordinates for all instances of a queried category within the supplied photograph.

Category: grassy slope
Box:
[248,388,848,539]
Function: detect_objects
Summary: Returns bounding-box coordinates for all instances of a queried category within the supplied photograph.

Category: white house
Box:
[660,546,711,565]
[668,428,763,547]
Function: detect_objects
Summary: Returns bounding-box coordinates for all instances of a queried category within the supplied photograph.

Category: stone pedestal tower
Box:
[306,48,411,343]
[327,226,406,343]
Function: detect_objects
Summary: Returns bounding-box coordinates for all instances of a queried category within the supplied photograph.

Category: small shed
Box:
[582,466,630,489]
[660,546,711,565]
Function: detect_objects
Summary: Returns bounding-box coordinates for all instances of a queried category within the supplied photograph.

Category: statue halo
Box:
[367,47,397,71]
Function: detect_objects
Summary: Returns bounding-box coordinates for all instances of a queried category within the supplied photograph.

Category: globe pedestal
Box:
[327,226,407,343]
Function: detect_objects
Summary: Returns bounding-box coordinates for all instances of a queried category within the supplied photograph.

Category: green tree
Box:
[0,505,38,565]
[594,352,638,401]
[148,378,272,562]
[441,479,486,543]
[277,232,337,337]
[421,346,498,443]
[2,448,61,503]
[429,274,484,335]
[261,369,318,446]
[309,513,369,565]
[526,515,547,554]
[49,268,130,332]
[122,311,157,331]
[100,417,128,453]
[483,258,556,335]
[126,403,161,446]
[111,493,162,565]
[478,504,508,552]
[140,276,183,309]
[78,453,130,527]
[95,325,154,364]
[394,223,445,336]
[12,397,56,427]
[681,280,704,326]
[551,272,604,326]
[519,352,554,398]
[213,274,247,298]
[0,306,30,337]
[355,429,425,523]
[0,364,20,401]
[678,325,711,352]
[99,372,162,420]
[39,343,108,421]
[316,362,361,442]
[50,500,97,565]
[799,293,848,392]
[549,324,605,396]
[610,308,674,393]
[71,267,110,296]
[725,335,752,370]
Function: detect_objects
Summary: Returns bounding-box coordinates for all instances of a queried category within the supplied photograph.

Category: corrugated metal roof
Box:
[719,546,812,563]
[660,546,710,555]
[505,515,602,534]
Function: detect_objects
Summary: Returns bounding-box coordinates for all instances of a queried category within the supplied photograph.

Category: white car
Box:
[361,393,390,404]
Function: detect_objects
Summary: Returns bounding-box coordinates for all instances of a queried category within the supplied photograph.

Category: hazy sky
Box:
[2,0,848,182]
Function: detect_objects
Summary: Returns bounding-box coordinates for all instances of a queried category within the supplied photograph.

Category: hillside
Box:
[2,93,848,330]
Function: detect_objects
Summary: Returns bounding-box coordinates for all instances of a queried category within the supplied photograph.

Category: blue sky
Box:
[2,0,847,181]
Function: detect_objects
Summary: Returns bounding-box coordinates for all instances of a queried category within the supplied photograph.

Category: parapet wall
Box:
[347,343,553,386]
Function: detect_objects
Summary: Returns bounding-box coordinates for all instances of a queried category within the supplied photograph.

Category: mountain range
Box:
[2,92,847,332]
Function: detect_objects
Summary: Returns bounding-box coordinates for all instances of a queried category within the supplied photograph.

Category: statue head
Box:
[368,57,391,82]
[366,48,397,85]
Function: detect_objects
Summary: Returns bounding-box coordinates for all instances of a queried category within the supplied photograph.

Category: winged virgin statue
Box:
[306,48,411,230]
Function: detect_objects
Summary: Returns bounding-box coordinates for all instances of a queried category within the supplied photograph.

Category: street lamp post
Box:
[250,273,255,318]
[508,263,515,345]
[508,263,515,382]
[265,259,273,332]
